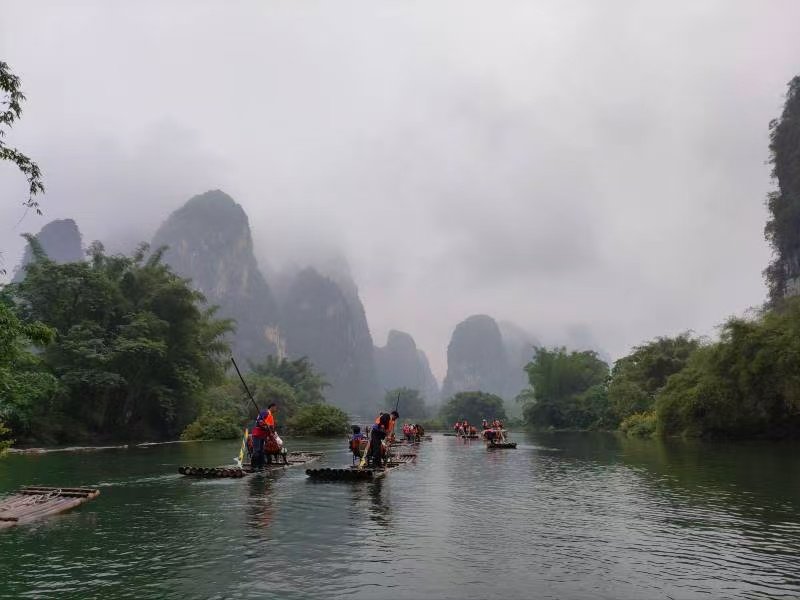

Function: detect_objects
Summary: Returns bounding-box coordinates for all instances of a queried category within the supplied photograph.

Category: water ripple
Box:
[0,434,798,599]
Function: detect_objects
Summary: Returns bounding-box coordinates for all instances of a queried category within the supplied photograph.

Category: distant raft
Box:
[392,435,432,445]
[487,441,517,449]
[306,453,417,481]
[0,486,100,529]
[178,451,323,478]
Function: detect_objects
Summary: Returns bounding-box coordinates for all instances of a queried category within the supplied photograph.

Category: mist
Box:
[2,0,800,379]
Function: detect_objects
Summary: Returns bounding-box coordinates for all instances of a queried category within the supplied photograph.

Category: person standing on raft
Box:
[388,410,399,442]
[251,402,278,468]
[375,410,400,442]
[368,413,391,468]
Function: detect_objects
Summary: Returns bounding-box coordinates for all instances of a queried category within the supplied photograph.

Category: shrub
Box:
[619,412,657,438]
[441,391,507,425]
[286,404,349,436]
[180,412,241,441]
[0,419,13,456]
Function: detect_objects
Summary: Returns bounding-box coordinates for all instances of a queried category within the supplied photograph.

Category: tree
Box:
[607,334,699,424]
[655,299,800,439]
[0,419,13,456]
[0,61,44,214]
[0,301,57,445]
[1,61,45,275]
[764,75,800,304]
[4,241,232,442]
[441,391,506,425]
[182,355,331,439]
[250,355,328,406]
[286,404,349,436]
[385,387,427,420]
[519,348,609,429]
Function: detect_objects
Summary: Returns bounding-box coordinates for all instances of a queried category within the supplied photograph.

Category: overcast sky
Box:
[2,1,799,380]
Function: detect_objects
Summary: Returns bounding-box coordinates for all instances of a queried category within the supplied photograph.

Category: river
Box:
[0,432,798,599]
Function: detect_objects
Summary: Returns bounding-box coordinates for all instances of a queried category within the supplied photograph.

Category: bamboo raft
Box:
[178,451,323,478]
[0,487,100,529]
[390,435,433,447]
[306,453,417,481]
[487,441,517,449]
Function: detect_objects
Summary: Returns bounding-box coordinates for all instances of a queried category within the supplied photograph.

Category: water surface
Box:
[1,433,798,599]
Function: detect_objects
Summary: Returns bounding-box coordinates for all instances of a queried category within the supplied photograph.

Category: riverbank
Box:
[7,439,206,455]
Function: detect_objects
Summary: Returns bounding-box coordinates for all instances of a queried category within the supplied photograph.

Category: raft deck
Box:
[179,451,323,478]
[0,487,100,529]
[306,453,417,481]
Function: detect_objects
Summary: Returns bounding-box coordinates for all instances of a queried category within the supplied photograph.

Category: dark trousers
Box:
[369,436,384,467]
[251,436,265,469]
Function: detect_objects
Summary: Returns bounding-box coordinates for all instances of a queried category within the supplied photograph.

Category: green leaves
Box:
[519,348,609,430]
[0,419,13,456]
[180,412,242,441]
[608,334,699,424]
[250,355,328,406]
[181,355,332,440]
[384,387,427,419]
[0,302,58,440]
[655,299,800,438]
[441,391,506,425]
[1,243,232,443]
[286,404,349,436]
[0,61,44,214]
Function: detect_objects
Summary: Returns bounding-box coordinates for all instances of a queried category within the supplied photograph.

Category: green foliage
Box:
[765,75,800,303]
[180,411,241,441]
[523,347,608,404]
[520,348,610,429]
[250,355,328,406]
[620,412,657,438]
[0,61,44,216]
[286,404,349,436]
[182,355,331,439]
[0,419,13,455]
[608,334,699,425]
[441,391,506,425]
[415,417,446,430]
[2,242,232,442]
[655,299,800,438]
[385,387,427,419]
[0,301,58,441]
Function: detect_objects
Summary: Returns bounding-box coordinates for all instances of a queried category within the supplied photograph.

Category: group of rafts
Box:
[443,418,518,449]
[0,415,515,528]
[178,411,515,483]
[177,410,425,482]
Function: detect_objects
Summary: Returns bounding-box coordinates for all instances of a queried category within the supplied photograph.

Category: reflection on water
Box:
[0,433,798,599]
[246,475,278,530]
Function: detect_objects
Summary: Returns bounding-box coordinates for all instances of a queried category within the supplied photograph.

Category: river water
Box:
[1,432,798,599]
